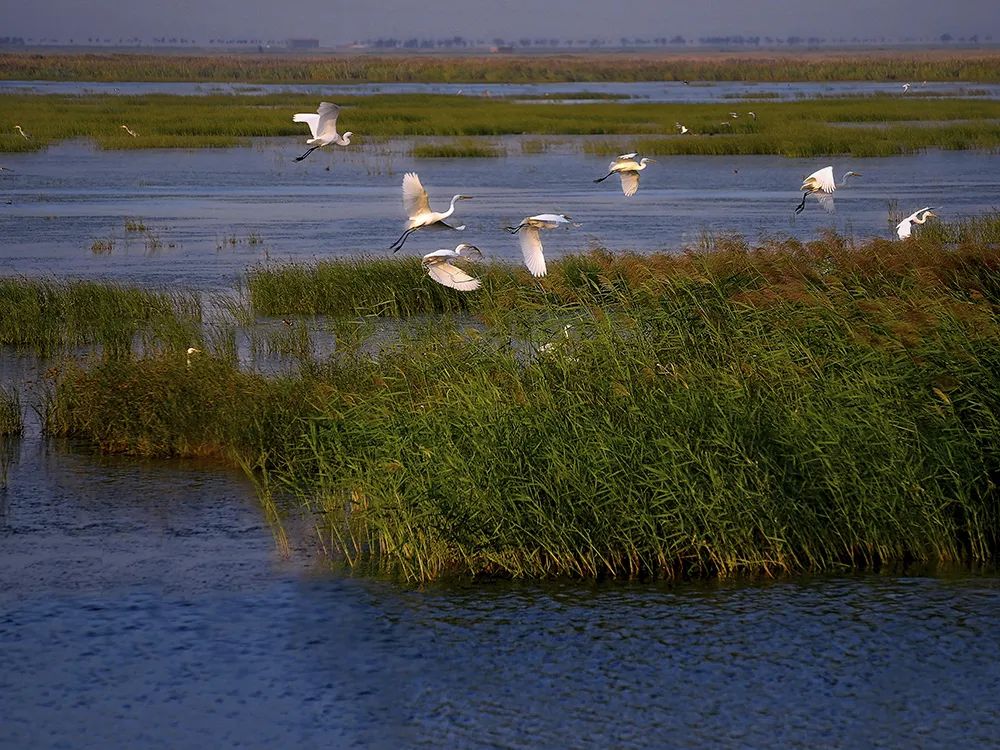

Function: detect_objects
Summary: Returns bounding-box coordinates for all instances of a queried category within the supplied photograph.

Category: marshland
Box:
[2,48,1000,749]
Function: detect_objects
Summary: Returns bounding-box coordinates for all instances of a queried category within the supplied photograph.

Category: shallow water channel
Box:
[2,132,1000,747]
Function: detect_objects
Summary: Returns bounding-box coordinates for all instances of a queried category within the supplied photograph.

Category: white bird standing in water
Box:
[292,102,353,162]
[422,243,482,291]
[390,172,473,252]
[794,166,862,214]
[896,207,937,239]
[504,213,574,277]
[120,124,138,137]
[14,125,29,140]
[593,153,655,197]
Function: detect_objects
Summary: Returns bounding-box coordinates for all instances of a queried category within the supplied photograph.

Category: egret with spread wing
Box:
[504,214,573,278]
[794,166,862,214]
[390,172,473,252]
[422,243,482,291]
[593,153,655,197]
[292,102,353,162]
[896,207,936,239]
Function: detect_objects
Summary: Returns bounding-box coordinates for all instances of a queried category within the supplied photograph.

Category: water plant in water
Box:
[41,218,1000,581]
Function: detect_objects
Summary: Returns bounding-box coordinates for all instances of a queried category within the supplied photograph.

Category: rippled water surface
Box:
[1,433,999,749]
[2,143,998,289]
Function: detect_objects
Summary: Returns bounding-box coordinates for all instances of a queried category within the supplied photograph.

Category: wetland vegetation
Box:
[2,50,999,84]
[11,216,999,581]
[2,91,998,156]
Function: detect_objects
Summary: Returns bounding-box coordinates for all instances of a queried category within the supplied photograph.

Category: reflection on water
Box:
[2,142,998,290]
[0,433,998,749]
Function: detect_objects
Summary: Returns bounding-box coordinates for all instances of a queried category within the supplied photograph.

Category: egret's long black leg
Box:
[794,192,808,215]
[294,146,319,162]
[390,228,416,252]
[593,172,614,183]
[504,225,523,234]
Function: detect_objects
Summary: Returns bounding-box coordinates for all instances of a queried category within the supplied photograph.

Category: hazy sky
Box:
[8,0,1000,45]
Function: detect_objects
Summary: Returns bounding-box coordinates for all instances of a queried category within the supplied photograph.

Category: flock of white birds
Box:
[286,100,943,292]
[8,94,941,294]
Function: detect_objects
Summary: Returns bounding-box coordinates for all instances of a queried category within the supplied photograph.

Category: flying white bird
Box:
[794,166,862,214]
[14,125,29,140]
[504,213,574,277]
[422,243,482,291]
[390,172,473,252]
[896,207,936,239]
[593,153,655,197]
[747,111,757,120]
[675,122,689,134]
[292,101,353,162]
[120,124,138,137]
[729,112,740,118]
[902,83,911,93]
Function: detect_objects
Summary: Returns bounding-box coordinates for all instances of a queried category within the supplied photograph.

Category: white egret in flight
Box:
[593,153,655,197]
[747,111,757,120]
[896,207,936,239]
[794,166,862,214]
[390,172,473,252]
[292,102,353,162]
[675,122,689,134]
[422,243,482,291]
[14,125,29,140]
[902,83,911,93]
[120,125,138,137]
[504,213,574,277]
[729,112,740,118]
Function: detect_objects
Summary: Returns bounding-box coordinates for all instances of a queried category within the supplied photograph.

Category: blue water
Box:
[2,79,998,102]
[1,142,998,290]
[1,434,998,749]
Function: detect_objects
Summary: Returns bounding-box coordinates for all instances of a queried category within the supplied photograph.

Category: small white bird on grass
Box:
[390,172,473,252]
[292,101,353,162]
[120,124,138,137]
[896,207,937,239]
[14,125,30,140]
[504,213,574,278]
[593,153,655,197]
[186,347,201,368]
[794,166,862,214]
[422,243,482,291]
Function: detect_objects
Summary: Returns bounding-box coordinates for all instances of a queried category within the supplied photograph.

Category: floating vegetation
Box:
[41,219,1000,581]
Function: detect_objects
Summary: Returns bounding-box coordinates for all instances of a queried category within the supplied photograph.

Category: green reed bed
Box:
[410,140,505,158]
[2,51,999,84]
[0,277,202,356]
[46,224,1000,581]
[2,92,999,155]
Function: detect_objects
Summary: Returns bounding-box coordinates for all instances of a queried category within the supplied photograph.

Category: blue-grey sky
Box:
[8,0,999,45]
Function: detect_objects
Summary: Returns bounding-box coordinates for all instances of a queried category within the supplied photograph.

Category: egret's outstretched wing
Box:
[426,261,481,291]
[616,152,638,161]
[314,102,342,140]
[292,113,320,138]
[802,166,836,194]
[619,170,640,197]
[519,227,547,277]
[815,193,836,213]
[402,172,431,218]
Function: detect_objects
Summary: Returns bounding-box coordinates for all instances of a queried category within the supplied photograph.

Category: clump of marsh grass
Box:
[0,277,202,356]
[410,139,505,158]
[46,224,1000,582]
[0,387,23,436]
